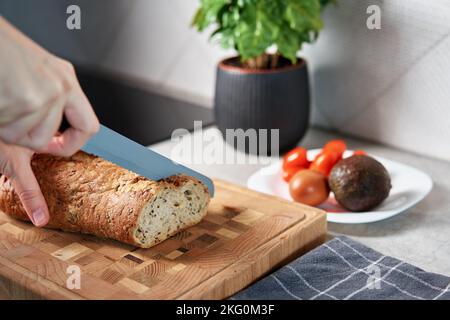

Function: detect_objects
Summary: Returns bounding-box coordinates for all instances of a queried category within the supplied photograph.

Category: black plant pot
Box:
[214,56,310,155]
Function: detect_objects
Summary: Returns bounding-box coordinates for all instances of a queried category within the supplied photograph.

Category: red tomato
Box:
[283,147,309,170]
[353,150,367,156]
[323,140,347,158]
[326,150,342,163]
[312,150,341,163]
[310,152,339,176]
[282,166,302,182]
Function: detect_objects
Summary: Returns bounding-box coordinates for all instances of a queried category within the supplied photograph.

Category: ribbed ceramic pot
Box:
[214,56,310,155]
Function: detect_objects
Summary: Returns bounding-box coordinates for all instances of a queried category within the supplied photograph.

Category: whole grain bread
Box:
[0,151,210,248]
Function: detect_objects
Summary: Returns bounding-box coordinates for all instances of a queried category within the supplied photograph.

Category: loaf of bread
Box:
[0,152,210,248]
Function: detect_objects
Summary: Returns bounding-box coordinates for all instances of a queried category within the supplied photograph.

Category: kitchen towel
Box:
[232,236,450,300]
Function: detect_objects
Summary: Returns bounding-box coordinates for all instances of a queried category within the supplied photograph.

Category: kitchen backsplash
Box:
[1,0,449,161]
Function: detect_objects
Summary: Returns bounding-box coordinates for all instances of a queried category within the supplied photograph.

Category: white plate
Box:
[247,149,433,224]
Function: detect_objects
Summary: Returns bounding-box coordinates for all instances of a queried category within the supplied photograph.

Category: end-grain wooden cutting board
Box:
[0,179,326,300]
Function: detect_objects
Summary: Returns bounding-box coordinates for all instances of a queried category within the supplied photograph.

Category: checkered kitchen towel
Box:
[232,236,450,300]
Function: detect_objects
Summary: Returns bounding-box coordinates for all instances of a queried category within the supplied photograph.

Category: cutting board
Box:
[0,179,326,300]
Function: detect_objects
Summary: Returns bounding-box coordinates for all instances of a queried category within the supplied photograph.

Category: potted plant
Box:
[192,0,333,154]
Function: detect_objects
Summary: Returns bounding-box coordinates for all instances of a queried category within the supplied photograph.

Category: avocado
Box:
[328,155,391,212]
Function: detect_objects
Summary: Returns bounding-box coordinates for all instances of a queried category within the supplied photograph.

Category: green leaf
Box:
[191,0,335,67]
[276,24,300,64]
[235,0,284,60]
[211,27,236,48]
[191,8,206,30]
[192,0,230,31]
[235,5,269,60]
[284,0,323,33]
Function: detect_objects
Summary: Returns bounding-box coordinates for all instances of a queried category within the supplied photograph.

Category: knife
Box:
[60,121,214,196]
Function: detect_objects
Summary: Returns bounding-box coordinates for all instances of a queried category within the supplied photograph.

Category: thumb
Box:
[9,158,50,227]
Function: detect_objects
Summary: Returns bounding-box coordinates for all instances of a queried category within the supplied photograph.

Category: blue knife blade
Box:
[81,125,214,196]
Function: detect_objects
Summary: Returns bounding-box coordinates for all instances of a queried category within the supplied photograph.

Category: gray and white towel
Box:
[233,236,450,300]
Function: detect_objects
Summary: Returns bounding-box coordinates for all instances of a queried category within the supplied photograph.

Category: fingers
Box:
[43,83,99,157]
[0,43,99,157]
[41,58,99,157]
[0,106,49,145]
[0,62,66,149]
[7,153,49,227]
[20,95,65,151]
[0,57,98,157]
[44,127,85,157]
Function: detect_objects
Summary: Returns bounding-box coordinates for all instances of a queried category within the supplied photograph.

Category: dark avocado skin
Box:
[329,155,392,212]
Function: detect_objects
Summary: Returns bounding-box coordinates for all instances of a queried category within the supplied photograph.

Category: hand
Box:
[0,141,49,226]
[0,17,100,227]
[0,16,99,155]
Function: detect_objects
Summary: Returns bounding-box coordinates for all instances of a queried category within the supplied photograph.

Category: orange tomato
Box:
[283,147,309,170]
[323,140,347,158]
[282,166,302,182]
[310,151,339,176]
[289,170,330,206]
[353,150,367,156]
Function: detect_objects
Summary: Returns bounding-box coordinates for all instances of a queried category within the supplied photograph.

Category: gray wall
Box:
[1,0,450,161]
[304,0,450,162]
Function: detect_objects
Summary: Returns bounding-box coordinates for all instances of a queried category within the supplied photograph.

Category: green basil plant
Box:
[192,0,334,69]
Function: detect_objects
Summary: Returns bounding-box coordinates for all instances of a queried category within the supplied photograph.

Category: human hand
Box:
[0,16,99,156]
[0,141,49,226]
[0,17,100,227]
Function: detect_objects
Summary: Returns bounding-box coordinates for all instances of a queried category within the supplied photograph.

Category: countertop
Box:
[150,126,450,277]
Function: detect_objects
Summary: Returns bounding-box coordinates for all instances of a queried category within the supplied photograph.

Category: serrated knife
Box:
[64,123,214,196]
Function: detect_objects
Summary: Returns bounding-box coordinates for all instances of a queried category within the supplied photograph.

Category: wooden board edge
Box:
[178,209,327,300]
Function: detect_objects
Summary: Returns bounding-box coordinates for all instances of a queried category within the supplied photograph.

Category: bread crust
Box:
[0,152,210,247]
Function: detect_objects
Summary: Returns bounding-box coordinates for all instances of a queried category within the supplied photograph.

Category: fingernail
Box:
[32,208,47,226]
